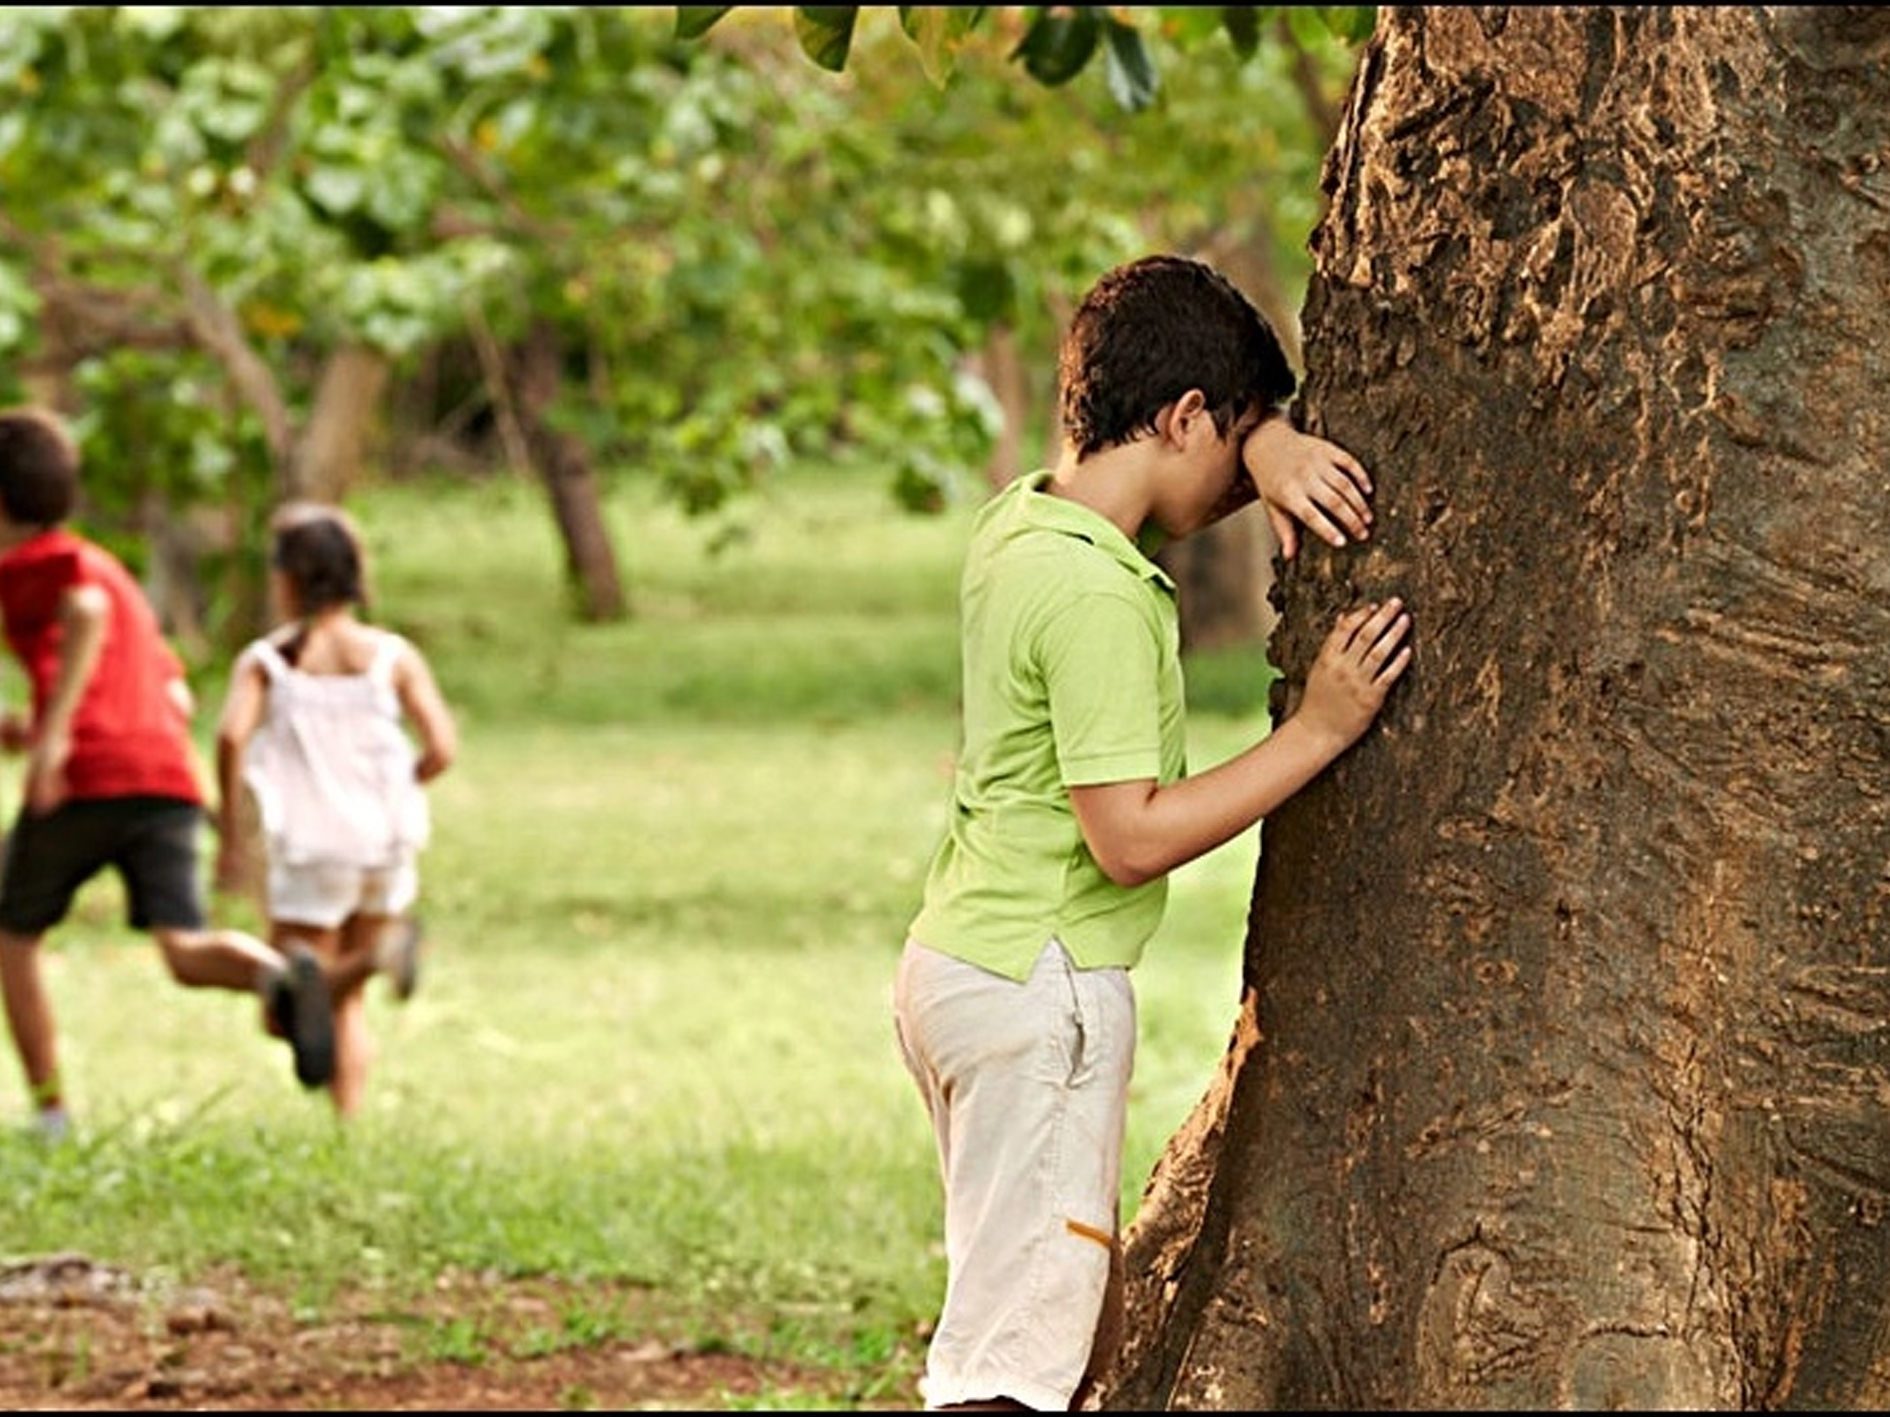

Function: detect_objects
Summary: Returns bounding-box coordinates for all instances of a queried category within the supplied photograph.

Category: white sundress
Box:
[240,630,430,870]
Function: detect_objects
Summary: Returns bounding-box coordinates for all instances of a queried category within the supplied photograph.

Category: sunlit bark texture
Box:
[1108,8,1890,1409]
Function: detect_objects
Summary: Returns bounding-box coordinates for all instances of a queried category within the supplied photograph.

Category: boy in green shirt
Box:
[894,255,1414,1411]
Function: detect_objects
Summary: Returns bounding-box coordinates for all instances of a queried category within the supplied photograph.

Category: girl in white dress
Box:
[214,503,458,1117]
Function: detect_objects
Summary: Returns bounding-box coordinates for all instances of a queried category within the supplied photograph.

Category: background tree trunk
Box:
[1107,8,1890,1410]
[289,344,390,502]
[515,317,629,623]
[977,322,1032,490]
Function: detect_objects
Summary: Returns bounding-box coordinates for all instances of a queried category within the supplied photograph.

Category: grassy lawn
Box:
[0,463,1277,1405]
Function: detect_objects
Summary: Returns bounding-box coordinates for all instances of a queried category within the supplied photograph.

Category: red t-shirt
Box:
[0,529,203,804]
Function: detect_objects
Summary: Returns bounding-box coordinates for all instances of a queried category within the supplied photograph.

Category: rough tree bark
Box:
[1105,8,1890,1410]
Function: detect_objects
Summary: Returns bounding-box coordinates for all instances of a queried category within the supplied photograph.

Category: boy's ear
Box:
[1158,389,1211,448]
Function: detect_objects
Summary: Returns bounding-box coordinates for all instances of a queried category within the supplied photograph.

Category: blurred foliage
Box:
[0,5,1369,616]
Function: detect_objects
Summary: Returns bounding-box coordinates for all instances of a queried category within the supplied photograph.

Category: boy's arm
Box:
[27,583,109,813]
[394,644,458,783]
[1070,597,1412,887]
[1239,416,1376,560]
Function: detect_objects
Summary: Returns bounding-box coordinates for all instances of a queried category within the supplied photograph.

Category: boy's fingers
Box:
[1331,603,1377,653]
[1376,644,1414,684]
[1313,498,1366,543]
[1326,470,1373,526]
[1334,449,1373,496]
[1267,504,1300,560]
[1369,615,1410,660]
[1337,597,1407,652]
[1304,507,1347,548]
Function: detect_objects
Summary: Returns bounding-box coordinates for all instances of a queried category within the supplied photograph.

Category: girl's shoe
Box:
[269,946,336,1088]
[378,917,424,1002]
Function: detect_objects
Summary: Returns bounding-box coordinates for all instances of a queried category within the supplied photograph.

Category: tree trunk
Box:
[515,317,629,623]
[978,321,1033,491]
[288,343,390,502]
[1157,513,1270,654]
[1107,8,1890,1410]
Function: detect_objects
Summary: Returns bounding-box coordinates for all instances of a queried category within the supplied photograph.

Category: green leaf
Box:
[1155,6,1229,48]
[1101,16,1158,112]
[1288,6,1377,49]
[302,162,369,216]
[673,7,735,42]
[1220,5,1262,59]
[1336,6,1380,44]
[898,5,984,87]
[1010,6,1100,87]
[792,7,857,72]
[953,258,1016,324]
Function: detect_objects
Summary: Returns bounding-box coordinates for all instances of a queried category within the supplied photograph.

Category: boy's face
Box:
[1152,402,1264,541]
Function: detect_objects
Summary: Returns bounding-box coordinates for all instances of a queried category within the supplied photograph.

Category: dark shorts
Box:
[0,796,208,937]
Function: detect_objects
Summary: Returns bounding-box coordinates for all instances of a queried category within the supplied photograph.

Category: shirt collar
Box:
[1011,470,1175,593]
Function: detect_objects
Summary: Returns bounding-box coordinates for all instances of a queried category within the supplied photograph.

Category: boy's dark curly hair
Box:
[0,407,80,527]
[1058,254,1297,458]
[269,502,368,614]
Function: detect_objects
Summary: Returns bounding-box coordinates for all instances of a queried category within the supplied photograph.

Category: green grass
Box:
[0,462,1279,1405]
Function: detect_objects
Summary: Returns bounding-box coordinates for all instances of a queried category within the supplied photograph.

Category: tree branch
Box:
[175,265,294,464]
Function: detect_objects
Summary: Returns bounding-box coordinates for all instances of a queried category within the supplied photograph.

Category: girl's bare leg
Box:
[329,914,387,1117]
[281,916,384,1118]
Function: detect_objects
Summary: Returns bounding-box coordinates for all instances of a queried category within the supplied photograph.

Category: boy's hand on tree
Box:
[1298,597,1413,750]
[1242,419,1375,559]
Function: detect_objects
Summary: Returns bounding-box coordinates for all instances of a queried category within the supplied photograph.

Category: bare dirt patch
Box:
[0,1254,919,1411]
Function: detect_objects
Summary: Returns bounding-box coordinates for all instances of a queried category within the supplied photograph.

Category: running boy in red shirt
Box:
[0,406,336,1141]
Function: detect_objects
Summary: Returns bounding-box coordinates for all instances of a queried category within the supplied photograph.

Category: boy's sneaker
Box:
[377,916,424,1003]
[269,946,336,1089]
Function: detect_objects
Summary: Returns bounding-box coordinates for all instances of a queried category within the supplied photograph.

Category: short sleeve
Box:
[0,543,82,635]
[1038,592,1165,787]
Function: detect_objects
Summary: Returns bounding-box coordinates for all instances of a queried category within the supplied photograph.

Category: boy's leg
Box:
[149,924,283,990]
[150,924,335,1089]
[120,798,332,1088]
[0,804,88,1130]
[1071,1241,1126,1410]
[894,939,1135,1412]
[0,928,64,1121]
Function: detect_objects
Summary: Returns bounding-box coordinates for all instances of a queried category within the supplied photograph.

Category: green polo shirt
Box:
[910,470,1187,982]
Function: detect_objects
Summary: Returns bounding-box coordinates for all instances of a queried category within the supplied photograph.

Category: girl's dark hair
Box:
[269,502,367,614]
[1058,254,1297,458]
[0,407,79,526]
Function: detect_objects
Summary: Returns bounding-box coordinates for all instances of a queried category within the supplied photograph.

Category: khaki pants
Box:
[893,937,1134,1411]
